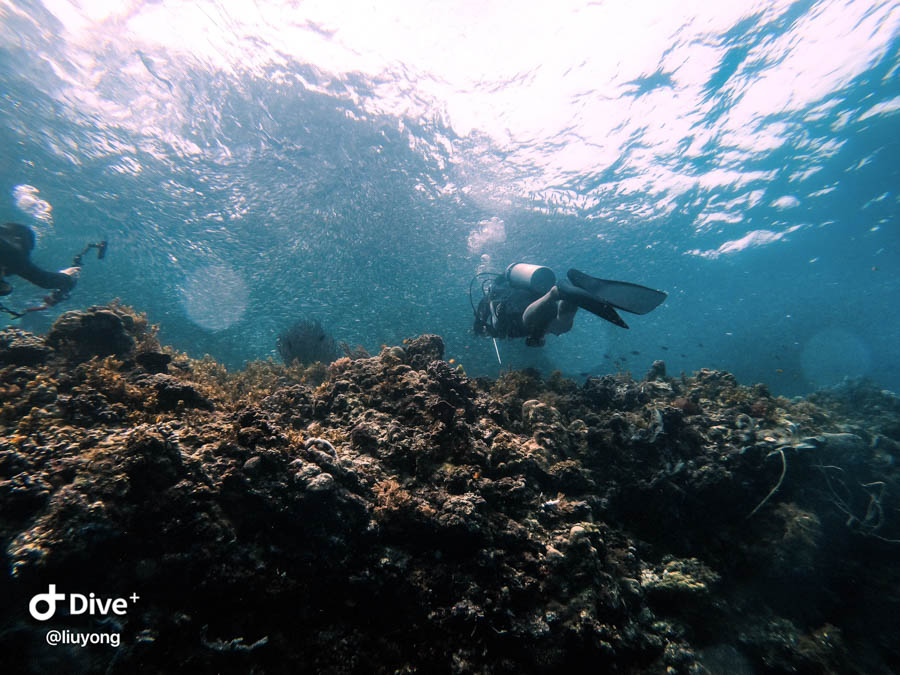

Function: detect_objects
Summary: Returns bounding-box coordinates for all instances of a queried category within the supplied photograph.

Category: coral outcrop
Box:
[276,317,339,367]
[1,304,898,673]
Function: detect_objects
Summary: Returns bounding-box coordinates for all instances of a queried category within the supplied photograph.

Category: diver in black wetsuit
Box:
[0,222,80,307]
[472,263,667,347]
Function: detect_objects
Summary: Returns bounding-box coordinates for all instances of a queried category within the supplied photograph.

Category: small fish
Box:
[660,346,669,350]
[775,368,784,374]
[631,350,640,355]
[449,358,456,364]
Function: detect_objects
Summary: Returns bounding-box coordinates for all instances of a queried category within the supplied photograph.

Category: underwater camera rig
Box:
[0,240,108,319]
[72,240,108,266]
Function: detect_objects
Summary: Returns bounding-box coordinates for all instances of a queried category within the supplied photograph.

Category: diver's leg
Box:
[522,286,560,336]
[546,299,577,335]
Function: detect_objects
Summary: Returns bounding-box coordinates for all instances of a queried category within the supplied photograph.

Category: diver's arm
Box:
[13,258,78,291]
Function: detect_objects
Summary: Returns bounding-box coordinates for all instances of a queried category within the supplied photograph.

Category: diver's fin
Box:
[567,268,667,315]
[558,280,629,328]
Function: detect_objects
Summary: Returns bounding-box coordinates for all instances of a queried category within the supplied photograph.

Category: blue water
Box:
[1,0,897,396]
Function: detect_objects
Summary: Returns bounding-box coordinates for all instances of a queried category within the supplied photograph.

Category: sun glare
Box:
[10,0,899,207]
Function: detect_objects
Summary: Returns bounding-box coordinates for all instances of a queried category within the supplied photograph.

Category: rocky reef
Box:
[1,303,899,674]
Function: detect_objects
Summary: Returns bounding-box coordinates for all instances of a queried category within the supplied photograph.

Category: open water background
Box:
[1,0,897,396]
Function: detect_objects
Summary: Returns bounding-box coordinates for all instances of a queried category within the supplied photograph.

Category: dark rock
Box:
[242,456,263,474]
[46,307,136,361]
[646,359,666,381]
[58,391,122,425]
[672,396,701,415]
[583,374,650,410]
[0,329,51,366]
[429,399,456,424]
[306,472,335,492]
[136,351,172,373]
[0,471,52,518]
[120,425,185,492]
[404,333,444,369]
[350,423,379,450]
[133,373,214,411]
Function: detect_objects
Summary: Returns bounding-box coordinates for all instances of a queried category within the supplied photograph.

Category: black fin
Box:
[558,280,629,328]
[567,268,667,315]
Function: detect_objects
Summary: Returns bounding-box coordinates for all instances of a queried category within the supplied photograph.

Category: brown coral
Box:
[0,304,897,674]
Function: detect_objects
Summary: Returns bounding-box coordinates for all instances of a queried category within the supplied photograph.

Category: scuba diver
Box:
[472,263,667,348]
[0,221,106,318]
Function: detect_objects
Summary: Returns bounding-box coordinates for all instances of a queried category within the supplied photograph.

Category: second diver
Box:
[472,263,667,347]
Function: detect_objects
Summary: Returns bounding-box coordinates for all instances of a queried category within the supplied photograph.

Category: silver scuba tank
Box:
[505,263,556,294]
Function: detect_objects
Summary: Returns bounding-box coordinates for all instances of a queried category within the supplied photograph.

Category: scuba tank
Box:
[505,263,556,295]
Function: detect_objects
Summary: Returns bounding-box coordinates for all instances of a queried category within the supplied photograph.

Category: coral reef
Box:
[1,303,899,674]
[276,318,339,367]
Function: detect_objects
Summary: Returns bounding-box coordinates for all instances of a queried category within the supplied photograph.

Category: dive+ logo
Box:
[29,585,140,621]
